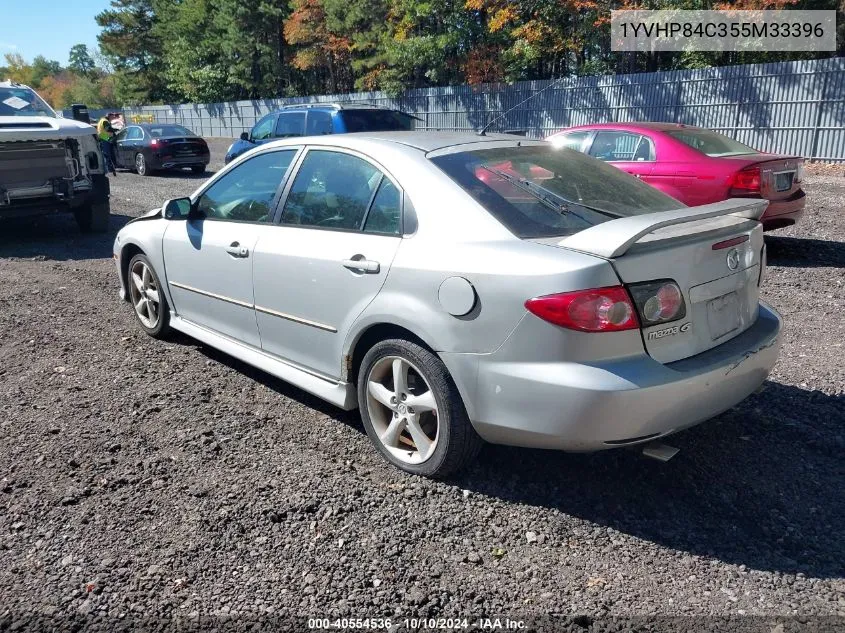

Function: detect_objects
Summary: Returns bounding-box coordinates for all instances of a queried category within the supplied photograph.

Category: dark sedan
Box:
[113,124,210,176]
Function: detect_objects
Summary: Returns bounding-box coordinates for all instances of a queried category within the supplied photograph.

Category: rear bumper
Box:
[448,302,782,451]
[150,153,210,169]
[761,189,805,229]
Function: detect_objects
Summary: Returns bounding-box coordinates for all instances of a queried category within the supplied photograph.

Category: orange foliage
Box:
[463,46,505,84]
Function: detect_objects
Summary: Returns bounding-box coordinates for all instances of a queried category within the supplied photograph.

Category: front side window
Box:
[551,131,590,152]
[251,115,275,141]
[127,127,143,140]
[431,144,681,239]
[588,131,647,162]
[280,150,383,230]
[196,150,296,223]
[275,112,306,138]
[667,129,759,157]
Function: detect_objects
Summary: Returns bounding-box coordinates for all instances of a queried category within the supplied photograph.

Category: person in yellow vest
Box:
[96,116,117,175]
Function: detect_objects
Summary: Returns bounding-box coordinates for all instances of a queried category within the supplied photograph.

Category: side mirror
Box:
[240,132,249,142]
[163,197,192,220]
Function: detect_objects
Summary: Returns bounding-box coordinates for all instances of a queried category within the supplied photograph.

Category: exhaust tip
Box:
[642,443,680,462]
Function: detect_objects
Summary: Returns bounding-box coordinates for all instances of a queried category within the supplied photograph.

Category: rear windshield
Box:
[0,86,55,117]
[341,110,414,133]
[667,129,759,157]
[147,125,195,137]
[431,145,682,239]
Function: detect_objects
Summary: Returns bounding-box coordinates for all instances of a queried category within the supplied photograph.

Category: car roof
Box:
[337,131,531,152]
[276,102,405,112]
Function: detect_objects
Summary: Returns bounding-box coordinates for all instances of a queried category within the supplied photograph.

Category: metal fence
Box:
[125,57,845,161]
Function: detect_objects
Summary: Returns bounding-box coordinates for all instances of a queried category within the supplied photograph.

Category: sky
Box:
[0,0,112,66]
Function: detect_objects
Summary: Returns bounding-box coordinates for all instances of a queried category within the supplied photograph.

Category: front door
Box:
[252,148,403,378]
[162,148,300,347]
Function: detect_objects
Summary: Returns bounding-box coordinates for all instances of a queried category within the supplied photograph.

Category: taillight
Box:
[729,166,761,195]
[628,280,686,326]
[525,286,639,333]
[151,138,159,147]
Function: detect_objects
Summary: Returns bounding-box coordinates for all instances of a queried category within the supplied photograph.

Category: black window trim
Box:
[271,145,406,237]
[189,145,304,226]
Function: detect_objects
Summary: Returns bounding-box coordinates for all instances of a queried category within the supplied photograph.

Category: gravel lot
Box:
[1,138,843,629]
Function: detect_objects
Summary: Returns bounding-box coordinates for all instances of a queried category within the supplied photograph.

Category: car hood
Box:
[0,115,96,141]
[126,207,163,225]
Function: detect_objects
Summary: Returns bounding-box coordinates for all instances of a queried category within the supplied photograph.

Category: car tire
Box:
[191,165,206,174]
[73,201,110,233]
[357,338,482,478]
[127,254,170,339]
[135,152,150,177]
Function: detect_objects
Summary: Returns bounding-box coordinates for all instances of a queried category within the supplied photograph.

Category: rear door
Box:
[252,147,403,379]
[162,148,299,347]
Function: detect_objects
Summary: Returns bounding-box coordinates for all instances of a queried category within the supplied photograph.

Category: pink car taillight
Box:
[525,286,639,332]
[729,166,761,195]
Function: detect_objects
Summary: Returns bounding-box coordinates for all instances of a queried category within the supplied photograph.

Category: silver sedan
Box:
[113,132,782,478]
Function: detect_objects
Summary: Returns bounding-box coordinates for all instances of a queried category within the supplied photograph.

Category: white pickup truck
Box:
[0,80,110,232]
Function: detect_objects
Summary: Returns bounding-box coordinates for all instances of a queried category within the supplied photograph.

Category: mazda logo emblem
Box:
[726,248,740,271]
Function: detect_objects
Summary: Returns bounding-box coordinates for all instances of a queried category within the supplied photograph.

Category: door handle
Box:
[225,242,249,258]
[342,258,380,274]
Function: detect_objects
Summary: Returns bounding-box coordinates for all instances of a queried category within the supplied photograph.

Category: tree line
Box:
[4,0,843,109]
[1,45,119,110]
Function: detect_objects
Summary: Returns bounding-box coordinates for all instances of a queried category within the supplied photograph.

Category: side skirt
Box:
[169,314,358,411]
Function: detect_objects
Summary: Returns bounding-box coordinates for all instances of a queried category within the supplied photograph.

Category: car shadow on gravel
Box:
[0,212,131,261]
[765,235,845,268]
[125,168,217,180]
[458,381,844,579]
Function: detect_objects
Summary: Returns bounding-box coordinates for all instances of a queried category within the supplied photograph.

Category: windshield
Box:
[431,145,682,239]
[0,86,56,117]
[148,125,195,137]
[341,110,414,133]
[667,129,759,157]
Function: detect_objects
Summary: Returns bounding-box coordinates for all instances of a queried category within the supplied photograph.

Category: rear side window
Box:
[431,145,681,239]
[280,150,382,230]
[306,110,333,135]
[364,179,401,235]
[667,129,759,157]
[589,131,653,161]
[340,110,414,133]
[275,112,306,138]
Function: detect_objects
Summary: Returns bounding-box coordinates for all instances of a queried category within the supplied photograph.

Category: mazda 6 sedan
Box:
[113,131,782,478]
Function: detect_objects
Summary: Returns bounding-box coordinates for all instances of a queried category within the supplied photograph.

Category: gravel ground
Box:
[0,138,843,629]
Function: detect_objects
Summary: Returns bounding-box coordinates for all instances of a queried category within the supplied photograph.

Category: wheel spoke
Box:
[392,358,408,398]
[134,298,146,314]
[380,415,406,447]
[368,381,395,409]
[405,417,433,457]
[406,390,436,413]
[131,272,144,293]
[146,288,160,304]
[141,265,151,287]
[146,299,157,320]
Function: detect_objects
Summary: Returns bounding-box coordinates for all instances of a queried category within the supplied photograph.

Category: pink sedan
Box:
[547,123,805,230]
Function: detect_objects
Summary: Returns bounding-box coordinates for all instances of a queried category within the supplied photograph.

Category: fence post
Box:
[809,69,830,162]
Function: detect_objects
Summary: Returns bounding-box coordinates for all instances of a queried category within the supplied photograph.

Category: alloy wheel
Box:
[365,356,439,464]
[129,260,160,329]
[135,153,146,175]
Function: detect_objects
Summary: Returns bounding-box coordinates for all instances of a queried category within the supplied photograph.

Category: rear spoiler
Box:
[558,198,768,259]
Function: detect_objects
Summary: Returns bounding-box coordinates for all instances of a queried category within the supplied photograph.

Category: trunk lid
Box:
[538,198,767,363]
[611,216,763,362]
[155,136,207,157]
